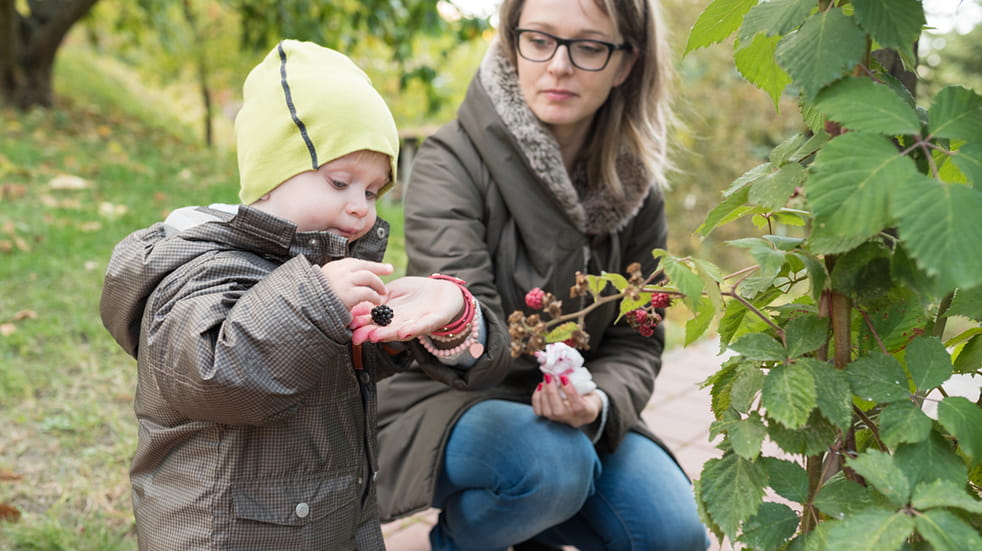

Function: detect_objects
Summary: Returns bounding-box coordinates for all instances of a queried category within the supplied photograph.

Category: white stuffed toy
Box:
[534,342,597,398]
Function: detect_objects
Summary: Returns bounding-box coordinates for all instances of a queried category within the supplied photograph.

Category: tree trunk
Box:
[1,0,100,109]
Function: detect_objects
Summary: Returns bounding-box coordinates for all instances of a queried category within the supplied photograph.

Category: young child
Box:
[99,40,503,550]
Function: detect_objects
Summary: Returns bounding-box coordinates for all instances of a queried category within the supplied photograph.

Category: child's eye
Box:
[327,177,348,190]
[365,189,378,200]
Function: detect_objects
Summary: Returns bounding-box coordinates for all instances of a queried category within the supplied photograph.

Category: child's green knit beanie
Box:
[235,40,399,205]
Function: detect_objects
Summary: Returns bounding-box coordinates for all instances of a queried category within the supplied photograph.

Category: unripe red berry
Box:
[632,308,648,324]
[651,293,672,309]
[525,288,545,310]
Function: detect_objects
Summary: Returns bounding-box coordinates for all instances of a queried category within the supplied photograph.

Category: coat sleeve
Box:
[401,124,513,390]
[585,189,669,452]
[144,253,354,425]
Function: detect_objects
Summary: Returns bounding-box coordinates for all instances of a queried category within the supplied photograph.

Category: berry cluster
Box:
[371,304,394,326]
[627,307,662,337]
[650,292,672,309]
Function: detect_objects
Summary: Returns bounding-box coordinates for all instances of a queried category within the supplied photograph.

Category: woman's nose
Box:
[547,44,575,74]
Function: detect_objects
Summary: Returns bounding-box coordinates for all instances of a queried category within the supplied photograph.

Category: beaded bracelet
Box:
[418,298,484,360]
[428,274,476,338]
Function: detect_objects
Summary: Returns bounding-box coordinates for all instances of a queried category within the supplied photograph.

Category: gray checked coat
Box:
[100,205,510,549]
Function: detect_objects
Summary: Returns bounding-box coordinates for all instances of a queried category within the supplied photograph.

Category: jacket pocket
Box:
[229,469,360,548]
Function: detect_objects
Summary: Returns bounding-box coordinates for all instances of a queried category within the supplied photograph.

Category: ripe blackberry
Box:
[371,304,394,326]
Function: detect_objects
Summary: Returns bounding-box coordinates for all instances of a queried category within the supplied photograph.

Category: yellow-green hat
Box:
[235,40,399,205]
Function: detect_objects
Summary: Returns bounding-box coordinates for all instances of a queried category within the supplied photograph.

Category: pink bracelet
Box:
[418,298,484,359]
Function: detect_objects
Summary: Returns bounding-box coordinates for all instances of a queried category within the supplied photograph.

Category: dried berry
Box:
[371,304,394,326]
[525,287,546,310]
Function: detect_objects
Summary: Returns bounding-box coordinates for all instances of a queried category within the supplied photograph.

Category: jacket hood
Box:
[100,205,388,357]
[470,40,652,235]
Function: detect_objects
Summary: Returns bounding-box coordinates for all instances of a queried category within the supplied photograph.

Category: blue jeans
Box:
[430,400,710,551]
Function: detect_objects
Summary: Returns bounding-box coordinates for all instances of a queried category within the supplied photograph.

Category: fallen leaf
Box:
[0,323,15,336]
[0,183,27,200]
[13,310,36,321]
[0,502,21,521]
[0,470,23,481]
[49,175,88,190]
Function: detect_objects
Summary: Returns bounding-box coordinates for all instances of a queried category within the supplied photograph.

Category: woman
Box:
[374,0,709,549]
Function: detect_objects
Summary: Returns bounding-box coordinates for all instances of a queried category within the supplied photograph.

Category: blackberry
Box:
[371,304,394,326]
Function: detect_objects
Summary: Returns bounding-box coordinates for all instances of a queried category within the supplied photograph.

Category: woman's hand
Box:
[532,374,602,428]
[350,277,464,344]
[319,259,392,311]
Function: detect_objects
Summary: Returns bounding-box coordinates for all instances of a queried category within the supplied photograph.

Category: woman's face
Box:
[515,0,635,138]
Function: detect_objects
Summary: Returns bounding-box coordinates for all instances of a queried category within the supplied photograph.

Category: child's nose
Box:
[346,195,368,216]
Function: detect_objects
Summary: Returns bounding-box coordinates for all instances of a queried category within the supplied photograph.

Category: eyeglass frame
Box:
[513,28,632,72]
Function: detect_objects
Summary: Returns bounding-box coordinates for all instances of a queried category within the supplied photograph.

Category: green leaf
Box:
[914,509,982,551]
[846,352,911,404]
[911,479,982,514]
[951,141,982,188]
[814,474,877,519]
[693,258,725,313]
[708,358,742,417]
[737,0,813,43]
[929,86,982,142]
[618,293,647,320]
[799,358,853,430]
[768,410,839,455]
[829,240,893,305]
[879,400,933,448]
[685,296,716,346]
[730,333,786,361]
[893,173,982,292]
[730,412,768,460]
[735,33,792,108]
[585,274,609,296]
[749,162,807,210]
[813,77,921,135]
[784,314,828,358]
[948,285,982,322]
[730,365,766,413]
[699,453,768,538]
[762,456,809,504]
[895,433,968,489]
[825,509,915,551]
[847,449,912,506]
[807,132,917,253]
[904,336,952,393]
[953,334,982,374]
[662,257,704,312]
[738,502,799,550]
[603,271,630,292]
[775,9,867,99]
[684,0,758,54]
[698,186,754,237]
[851,0,925,57]
[937,396,982,463]
[763,364,817,429]
[545,322,580,343]
[793,251,828,300]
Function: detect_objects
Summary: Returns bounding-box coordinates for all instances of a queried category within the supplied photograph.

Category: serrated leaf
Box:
[771,133,809,165]
[793,251,828,301]
[685,296,716,346]
[953,334,982,374]
[911,479,982,514]
[929,85,982,141]
[691,479,725,543]
[762,364,817,429]
[730,412,767,460]
[738,501,799,550]
[799,358,853,430]
[829,240,893,305]
[948,286,982,322]
[768,410,839,455]
[685,0,758,54]
[603,271,629,291]
[730,364,765,413]
[852,0,925,56]
[708,358,742,417]
[618,293,647,319]
[814,474,877,519]
[585,274,609,296]
[662,257,704,312]
[775,9,867,99]
[718,288,781,350]
[807,132,917,252]
[730,333,786,361]
[914,509,982,551]
[905,336,952,393]
[825,509,914,551]
[790,130,830,162]
[762,456,809,503]
[858,289,929,354]
[893,174,982,292]
[814,76,921,135]
[785,314,828,358]
[850,449,914,507]
[846,352,911,403]
[738,0,813,43]
[951,141,982,188]
[895,433,968,489]
[749,162,807,210]
[879,400,933,448]
[725,162,772,197]
[937,396,982,463]
[698,186,754,237]
[693,258,724,313]
[735,33,792,108]
[699,453,768,537]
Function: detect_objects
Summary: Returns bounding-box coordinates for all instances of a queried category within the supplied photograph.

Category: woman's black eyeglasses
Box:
[515,29,631,72]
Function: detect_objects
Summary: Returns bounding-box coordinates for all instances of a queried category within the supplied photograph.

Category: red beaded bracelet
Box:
[429,274,476,338]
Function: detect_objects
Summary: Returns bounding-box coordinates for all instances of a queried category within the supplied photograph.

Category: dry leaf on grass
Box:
[13,310,37,321]
[0,470,23,481]
[48,174,88,190]
[0,323,15,336]
[0,502,22,521]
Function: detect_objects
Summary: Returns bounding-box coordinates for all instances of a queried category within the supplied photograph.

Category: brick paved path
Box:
[381,338,735,550]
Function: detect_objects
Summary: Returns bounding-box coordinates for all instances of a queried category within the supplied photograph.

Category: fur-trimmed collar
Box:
[477,40,653,235]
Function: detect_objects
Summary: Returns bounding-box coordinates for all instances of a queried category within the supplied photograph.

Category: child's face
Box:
[254,150,391,239]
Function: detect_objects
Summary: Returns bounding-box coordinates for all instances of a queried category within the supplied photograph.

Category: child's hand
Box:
[350,277,464,344]
[319,259,392,311]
